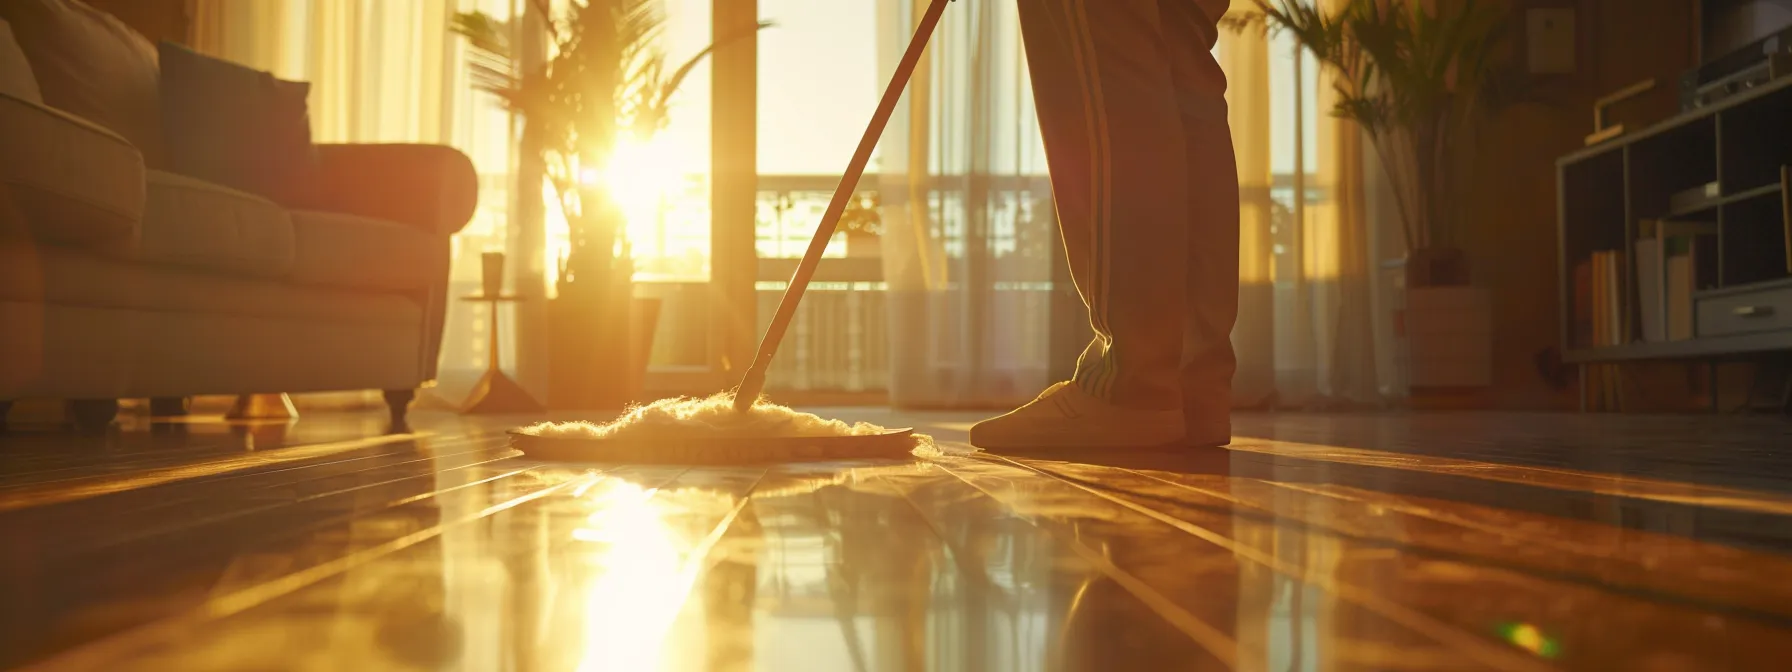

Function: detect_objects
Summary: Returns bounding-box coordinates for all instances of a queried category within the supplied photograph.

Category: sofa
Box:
[0,0,476,429]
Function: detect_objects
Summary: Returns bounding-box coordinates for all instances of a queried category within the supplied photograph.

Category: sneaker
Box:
[1183,395,1233,448]
[1184,424,1231,448]
[970,382,1185,451]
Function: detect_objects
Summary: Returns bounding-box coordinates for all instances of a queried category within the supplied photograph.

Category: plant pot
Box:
[546,297,619,411]
[547,289,664,411]
[547,277,631,410]
[627,296,662,399]
[1401,286,1492,390]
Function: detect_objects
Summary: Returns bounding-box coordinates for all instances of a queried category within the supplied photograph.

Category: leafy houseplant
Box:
[452,0,765,406]
[1226,0,1511,287]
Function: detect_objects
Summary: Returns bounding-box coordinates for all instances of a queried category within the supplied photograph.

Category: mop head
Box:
[512,392,939,464]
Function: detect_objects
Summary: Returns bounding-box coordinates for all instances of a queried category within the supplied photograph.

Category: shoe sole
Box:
[973,437,1219,453]
[972,431,1230,452]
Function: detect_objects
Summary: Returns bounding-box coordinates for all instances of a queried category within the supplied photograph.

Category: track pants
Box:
[1017,0,1240,419]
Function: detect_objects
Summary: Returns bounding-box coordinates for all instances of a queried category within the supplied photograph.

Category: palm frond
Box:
[1232,0,1518,252]
[1216,12,1267,36]
[645,20,774,128]
[450,11,511,58]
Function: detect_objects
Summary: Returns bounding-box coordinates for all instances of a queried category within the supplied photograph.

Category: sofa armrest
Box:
[295,144,478,236]
[0,90,145,246]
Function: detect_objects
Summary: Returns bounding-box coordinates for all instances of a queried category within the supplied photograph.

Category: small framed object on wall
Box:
[1513,0,1595,90]
[1527,6,1578,75]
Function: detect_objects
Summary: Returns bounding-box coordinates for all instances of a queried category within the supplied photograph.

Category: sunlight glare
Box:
[575,483,685,671]
[572,482,741,671]
[543,133,686,294]
[606,133,682,263]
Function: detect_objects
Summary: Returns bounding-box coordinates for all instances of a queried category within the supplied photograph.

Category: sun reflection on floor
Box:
[571,480,755,671]
[574,483,687,671]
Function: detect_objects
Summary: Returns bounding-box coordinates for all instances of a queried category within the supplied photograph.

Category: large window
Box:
[599,2,1331,397]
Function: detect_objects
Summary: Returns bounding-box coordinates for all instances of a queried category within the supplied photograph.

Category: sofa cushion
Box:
[0,0,165,167]
[289,211,448,292]
[157,42,318,205]
[0,243,417,325]
[100,171,294,277]
[0,19,42,102]
[0,91,144,246]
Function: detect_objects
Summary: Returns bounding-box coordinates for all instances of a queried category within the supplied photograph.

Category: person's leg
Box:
[972,0,1190,449]
[1159,0,1240,446]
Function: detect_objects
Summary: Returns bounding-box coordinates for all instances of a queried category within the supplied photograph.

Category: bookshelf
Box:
[1556,75,1792,383]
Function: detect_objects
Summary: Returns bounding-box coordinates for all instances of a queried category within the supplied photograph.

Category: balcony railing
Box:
[639,174,1319,395]
[753,174,1054,394]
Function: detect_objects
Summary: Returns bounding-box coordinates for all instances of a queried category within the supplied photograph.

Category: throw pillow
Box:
[0,19,42,103]
[0,0,164,165]
[157,41,317,205]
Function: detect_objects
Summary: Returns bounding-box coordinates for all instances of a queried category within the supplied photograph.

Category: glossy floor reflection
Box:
[3,409,1791,670]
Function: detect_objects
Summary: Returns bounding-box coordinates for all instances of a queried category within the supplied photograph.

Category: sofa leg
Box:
[384,389,415,431]
[69,399,119,432]
[149,396,191,417]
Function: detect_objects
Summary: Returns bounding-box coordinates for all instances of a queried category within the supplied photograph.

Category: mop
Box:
[512,0,955,464]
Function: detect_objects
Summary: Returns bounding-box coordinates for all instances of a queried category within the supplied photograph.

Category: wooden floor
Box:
[3,408,1791,670]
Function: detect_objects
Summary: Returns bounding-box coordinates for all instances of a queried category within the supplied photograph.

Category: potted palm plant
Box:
[452,0,766,408]
[1229,0,1519,391]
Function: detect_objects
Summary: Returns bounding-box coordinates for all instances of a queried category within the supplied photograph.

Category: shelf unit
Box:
[1556,75,1792,370]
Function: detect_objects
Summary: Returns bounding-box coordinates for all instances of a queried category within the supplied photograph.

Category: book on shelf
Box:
[1605,249,1624,401]
[1586,250,1622,406]
[1598,252,1612,349]
[1575,250,1629,406]
[1574,258,1593,348]
[1637,219,1710,342]
[1636,237,1664,342]
[1667,252,1694,340]
[1606,250,1623,345]
[1584,250,1627,348]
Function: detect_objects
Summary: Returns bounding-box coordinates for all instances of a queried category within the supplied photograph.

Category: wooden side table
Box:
[459,294,543,414]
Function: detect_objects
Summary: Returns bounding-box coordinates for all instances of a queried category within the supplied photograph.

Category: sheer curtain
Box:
[189,0,454,143]
[876,0,1054,409]
[1222,0,1385,409]
[1226,4,1278,408]
[188,0,525,406]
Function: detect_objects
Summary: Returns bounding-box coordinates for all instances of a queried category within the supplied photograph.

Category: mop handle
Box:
[733,0,953,412]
